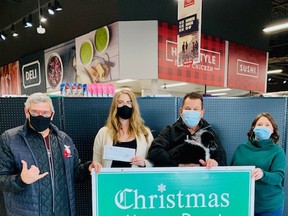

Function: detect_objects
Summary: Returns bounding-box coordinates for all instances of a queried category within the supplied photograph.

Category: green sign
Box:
[92,167,254,216]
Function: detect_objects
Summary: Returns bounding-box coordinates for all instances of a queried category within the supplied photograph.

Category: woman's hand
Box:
[252,168,263,180]
[131,156,146,167]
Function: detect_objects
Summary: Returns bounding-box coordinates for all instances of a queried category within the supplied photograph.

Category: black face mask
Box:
[117,106,133,119]
[29,114,51,132]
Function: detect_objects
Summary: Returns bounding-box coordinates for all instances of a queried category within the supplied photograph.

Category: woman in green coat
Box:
[231,112,286,216]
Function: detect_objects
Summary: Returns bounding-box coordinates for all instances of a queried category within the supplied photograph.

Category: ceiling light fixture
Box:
[116,79,136,83]
[211,92,227,96]
[37,0,46,34]
[160,83,188,88]
[11,24,18,37]
[23,17,28,27]
[115,87,132,92]
[206,88,231,93]
[40,8,47,23]
[267,69,283,74]
[0,31,7,40]
[263,19,288,33]
[1,0,62,42]
[48,2,55,15]
[27,14,33,27]
[54,0,63,11]
[37,25,46,34]
[23,14,33,28]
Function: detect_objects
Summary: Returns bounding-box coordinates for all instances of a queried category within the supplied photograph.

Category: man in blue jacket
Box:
[0,92,98,216]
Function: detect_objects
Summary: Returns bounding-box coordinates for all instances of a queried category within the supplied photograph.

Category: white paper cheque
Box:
[103,146,135,162]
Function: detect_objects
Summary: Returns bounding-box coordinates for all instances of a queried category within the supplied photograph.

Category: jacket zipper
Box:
[45,137,55,213]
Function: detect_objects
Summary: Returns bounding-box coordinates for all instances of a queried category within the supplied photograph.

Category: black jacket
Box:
[148,118,227,167]
[0,121,91,216]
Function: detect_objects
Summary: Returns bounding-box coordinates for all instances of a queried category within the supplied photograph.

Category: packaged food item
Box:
[108,83,115,97]
[102,83,108,97]
[60,83,66,96]
[82,84,88,97]
[87,83,93,97]
[65,83,72,96]
[92,83,98,97]
[71,83,78,96]
[97,83,103,97]
[77,83,83,96]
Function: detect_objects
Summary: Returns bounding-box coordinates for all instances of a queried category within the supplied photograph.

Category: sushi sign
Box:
[22,60,41,88]
[92,167,255,216]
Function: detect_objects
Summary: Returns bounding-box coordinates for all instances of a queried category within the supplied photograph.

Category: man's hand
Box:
[199,159,218,169]
[89,161,102,174]
[20,160,49,184]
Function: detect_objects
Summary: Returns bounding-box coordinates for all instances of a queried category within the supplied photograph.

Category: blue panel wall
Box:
[0,96,287,216]
[62,97,111,216]
[137,97,178,136]
[203,97,288,215]
[203,97,287,164]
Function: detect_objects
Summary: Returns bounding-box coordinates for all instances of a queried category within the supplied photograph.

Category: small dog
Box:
[169,129,217,165]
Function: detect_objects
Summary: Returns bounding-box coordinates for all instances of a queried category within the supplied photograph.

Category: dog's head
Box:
[200,130,217,150]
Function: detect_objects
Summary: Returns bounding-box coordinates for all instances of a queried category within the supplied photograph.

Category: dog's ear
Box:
[201,131,216,148]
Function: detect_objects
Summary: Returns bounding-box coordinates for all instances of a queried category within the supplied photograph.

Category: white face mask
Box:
[182,110,201,128]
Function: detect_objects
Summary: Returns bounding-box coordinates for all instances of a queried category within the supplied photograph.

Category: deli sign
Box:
[22,60,41,88]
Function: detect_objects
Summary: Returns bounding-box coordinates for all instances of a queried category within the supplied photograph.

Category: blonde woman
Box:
[93,89,154,172]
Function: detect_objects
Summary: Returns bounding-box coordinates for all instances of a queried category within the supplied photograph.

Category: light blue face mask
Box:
[253,126,272,140]
[182,110,201,128]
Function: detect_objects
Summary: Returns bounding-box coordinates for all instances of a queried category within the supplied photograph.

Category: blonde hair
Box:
[105,89,149,143]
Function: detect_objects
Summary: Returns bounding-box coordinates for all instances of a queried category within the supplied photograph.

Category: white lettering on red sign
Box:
[236,60,259,78]
[166,41,221,71]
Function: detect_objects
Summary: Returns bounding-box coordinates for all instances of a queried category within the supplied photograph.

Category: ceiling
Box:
[267,0,288,94]
[0,0,288,97]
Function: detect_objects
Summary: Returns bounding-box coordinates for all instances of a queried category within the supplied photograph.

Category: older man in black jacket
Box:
[0,93,98,216]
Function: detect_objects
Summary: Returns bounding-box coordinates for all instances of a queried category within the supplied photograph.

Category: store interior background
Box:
[1,1,288,215]
[0,0,288,97]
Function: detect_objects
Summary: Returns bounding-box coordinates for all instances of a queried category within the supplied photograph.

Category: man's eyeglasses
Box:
[29,110,52,118]
[117,100,133,107]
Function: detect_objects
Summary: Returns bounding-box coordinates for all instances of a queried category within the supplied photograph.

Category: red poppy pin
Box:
[64,145,72,158]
